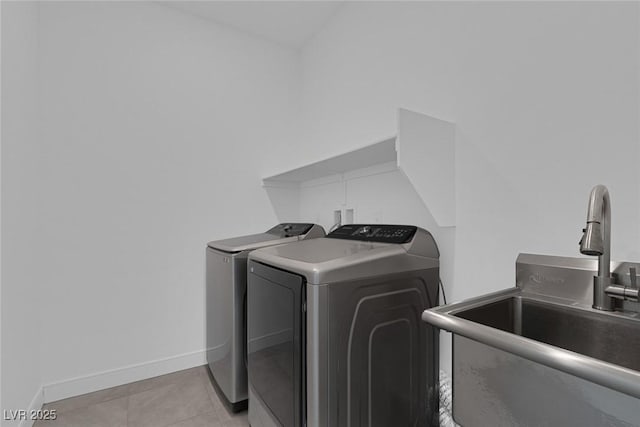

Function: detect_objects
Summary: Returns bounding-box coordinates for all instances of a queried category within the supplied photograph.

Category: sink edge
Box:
[423,293,640,400]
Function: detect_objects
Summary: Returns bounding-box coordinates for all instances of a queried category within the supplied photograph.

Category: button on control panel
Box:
[327,224,418,244]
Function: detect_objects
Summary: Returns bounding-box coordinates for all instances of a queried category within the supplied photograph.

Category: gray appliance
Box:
[247,224,441,427]
[206,223,325,412]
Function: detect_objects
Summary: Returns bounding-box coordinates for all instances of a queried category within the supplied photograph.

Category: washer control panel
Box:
[266,223,314,237]
[327,224,417,244]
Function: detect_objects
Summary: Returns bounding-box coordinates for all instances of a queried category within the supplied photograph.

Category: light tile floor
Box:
[35,366,250,427]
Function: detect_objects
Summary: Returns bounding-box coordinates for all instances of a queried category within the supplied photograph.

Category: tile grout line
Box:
[162,381,216,427]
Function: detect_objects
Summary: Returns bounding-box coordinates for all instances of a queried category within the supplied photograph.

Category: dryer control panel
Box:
[327,224,417,244]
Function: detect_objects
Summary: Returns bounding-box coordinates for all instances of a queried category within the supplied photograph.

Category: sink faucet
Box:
[579,185,639,310]
[579,185,612,310]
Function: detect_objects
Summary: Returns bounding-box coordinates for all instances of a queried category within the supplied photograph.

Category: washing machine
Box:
[247,224,440,427]
[206,223,325,412]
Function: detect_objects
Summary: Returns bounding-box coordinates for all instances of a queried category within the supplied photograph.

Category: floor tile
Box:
[165,411,221,427]
[128,375,214,427]
[35,396,128,427]
[198,368,248,425]
[37,366,243,427]
[220,413,249,427]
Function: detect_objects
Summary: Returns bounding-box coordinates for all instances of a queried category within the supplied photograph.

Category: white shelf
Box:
[263,137,397,184]
[262,108,456,227]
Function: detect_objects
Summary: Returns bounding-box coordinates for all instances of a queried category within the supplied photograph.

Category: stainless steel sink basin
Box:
[422,253,640,427]
[455,296,640,372]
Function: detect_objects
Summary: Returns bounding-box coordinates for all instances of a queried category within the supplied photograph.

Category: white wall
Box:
[36,1,299,398]
[1,1,43,424]
[3,0,639,406]
[299,1,640,303]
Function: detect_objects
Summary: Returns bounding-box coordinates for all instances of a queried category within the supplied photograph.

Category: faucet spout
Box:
[579,185,640,310]
[580,185,614,311]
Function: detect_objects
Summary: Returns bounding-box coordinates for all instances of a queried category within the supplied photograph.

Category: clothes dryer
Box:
[247,224,440,426]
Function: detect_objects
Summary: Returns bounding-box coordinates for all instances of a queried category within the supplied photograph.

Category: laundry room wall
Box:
[1,1,43,421]
[297,1,640,303]
[4,0,639,408]
[36,2,299,400]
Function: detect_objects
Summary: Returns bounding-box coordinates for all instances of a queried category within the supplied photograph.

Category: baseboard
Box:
[17,386,44,427]
[42,349,206,403]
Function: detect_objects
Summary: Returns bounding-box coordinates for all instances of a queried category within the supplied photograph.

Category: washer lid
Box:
[207,223,325,253]
[252,238,392,264]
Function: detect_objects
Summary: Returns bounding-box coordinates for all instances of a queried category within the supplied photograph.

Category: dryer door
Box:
[247,261,305,427]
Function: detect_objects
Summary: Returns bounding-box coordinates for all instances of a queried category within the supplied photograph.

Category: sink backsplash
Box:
[516,253,640,314]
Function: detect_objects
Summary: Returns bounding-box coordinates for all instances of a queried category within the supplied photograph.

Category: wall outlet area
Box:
[332,208,356,229]
[333,209,342,227]
[344,208,355,224]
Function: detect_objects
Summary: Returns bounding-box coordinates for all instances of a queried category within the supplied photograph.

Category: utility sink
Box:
[423,253,640,427]
[455,296,640,372]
